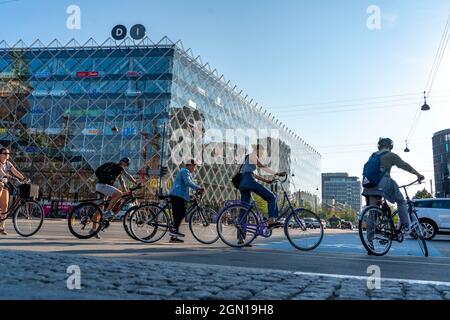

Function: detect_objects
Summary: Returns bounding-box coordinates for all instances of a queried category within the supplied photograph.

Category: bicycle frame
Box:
[146,193,205,229]
[0,184,26,221]
[224,177,307,237]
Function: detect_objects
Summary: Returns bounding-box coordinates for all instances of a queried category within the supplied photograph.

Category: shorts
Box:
[95,183,120,197]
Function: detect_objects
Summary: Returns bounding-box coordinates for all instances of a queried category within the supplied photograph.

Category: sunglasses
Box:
[1,153,10,155]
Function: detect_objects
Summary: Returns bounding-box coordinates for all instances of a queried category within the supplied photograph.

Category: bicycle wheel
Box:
[122,205,140,240]
[358,206,394,256]
[13,200,44,237]
[68,202,102,239]
[410,211,428,257]
[129,204,168,243]
[189,206,219,244]
[216,204,259,248]
[284,208,324,251]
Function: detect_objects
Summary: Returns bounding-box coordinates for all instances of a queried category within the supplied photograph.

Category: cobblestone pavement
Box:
[1,250,449,300]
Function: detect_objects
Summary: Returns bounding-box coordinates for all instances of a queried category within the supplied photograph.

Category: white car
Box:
[412,198,450,240]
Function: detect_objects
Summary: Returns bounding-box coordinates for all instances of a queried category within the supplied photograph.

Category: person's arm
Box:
[9,165,25,181]
[253,174,273,184]
[119,175,128,192]
[122,170,137,185]
[391,153,424,179]
[254,155,287,177]
[181,169,201,191]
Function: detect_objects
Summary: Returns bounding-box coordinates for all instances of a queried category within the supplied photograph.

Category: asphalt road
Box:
[1,219,450,284]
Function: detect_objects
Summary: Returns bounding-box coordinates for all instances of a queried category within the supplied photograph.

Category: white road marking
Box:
[292,270,450,287]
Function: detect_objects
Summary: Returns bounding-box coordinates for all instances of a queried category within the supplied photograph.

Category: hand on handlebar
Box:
[417,174,425,183]
[276,172,287,177]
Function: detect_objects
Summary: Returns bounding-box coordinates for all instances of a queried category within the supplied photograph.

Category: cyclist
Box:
[362,138,425,244]
[169,159,204,243]
[239,143,286,231]
[0,147,27,236]
[92,157,138,238]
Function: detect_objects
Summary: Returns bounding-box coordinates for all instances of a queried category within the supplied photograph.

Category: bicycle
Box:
[0,177,44,237]
[129,190,219,245]
[67,184,144,239]
[358,179,428,257]
[216,175,324,250]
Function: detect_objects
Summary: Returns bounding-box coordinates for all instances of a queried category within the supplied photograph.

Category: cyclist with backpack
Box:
[93,157,138,238]
[362,138,425,238]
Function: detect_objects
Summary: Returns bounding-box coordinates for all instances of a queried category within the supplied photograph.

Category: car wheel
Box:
[419,219,438,241]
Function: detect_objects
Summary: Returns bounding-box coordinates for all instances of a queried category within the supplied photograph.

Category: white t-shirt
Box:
[0,161,13,182]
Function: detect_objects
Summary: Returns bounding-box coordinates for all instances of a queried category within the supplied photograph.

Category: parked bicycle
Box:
[0,178,44,237]
[129,190,219,245]
[358,179,428,257]
[216,175,324,250]
[67,184,144,239]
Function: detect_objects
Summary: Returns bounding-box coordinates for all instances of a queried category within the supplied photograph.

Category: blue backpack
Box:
[362,151,388,188]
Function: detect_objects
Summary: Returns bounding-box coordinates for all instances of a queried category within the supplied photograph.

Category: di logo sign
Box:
[112,24,146,40]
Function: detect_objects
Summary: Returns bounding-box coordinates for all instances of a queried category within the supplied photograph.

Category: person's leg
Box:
[247,179,278,219]
[170,196,186,232]
[0,189,9,232]
[237,189,252,242]
[384,178,409,229]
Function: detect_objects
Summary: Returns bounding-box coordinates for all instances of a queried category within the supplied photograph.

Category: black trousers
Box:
[170,195,187,231]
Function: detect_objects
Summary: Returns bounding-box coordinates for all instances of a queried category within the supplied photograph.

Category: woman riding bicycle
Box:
[239,143,286,229]
[0,147,27,236]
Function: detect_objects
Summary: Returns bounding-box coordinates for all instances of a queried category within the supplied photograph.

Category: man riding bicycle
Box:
[362,138,425,239]
[93,157,138,238]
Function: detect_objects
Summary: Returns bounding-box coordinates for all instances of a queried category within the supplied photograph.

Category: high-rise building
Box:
[433,129,450,198]
[0,37,321,208]
[322,173,361,213]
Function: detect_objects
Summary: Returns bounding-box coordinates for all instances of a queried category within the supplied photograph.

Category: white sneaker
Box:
[89,229,101,239]
[401,224,413,235]
[103,211,114,220]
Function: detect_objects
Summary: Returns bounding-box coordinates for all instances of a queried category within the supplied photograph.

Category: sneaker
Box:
[169,237,184,243]
[103,210,114,220]
[89,229,101,239]
[169,228,185,238]
[401,224,412,236]
[0,229,8,236]
[237,240,252,247]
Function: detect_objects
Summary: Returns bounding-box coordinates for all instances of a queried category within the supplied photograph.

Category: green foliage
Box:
[252,194,268,217]
[413,188,433,199]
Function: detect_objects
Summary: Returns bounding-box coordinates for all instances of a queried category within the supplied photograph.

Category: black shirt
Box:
[98,164,125,185]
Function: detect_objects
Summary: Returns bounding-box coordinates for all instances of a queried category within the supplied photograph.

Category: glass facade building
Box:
[433,129,450,198]
[0,37,321,208]
[322,173,361,213]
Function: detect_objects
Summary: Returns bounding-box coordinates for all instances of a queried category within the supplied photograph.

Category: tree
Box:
[253,194,268,218]
[413,189,433,199]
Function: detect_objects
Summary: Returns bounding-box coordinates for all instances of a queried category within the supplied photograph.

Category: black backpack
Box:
[95,162,117,182]
[231,155,249,190]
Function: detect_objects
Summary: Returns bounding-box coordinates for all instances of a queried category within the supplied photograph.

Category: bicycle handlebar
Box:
[271,173,289,184]
[399,179,423,189]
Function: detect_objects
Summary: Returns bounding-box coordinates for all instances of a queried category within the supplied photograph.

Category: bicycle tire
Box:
[410,211,428,257]
[189,206,219,244]
[12,200,44,237]
[216,204,259,248]
[284,208,324,251]
[358,206,394,256]
[129,203,169,243]
[67,202,103,239]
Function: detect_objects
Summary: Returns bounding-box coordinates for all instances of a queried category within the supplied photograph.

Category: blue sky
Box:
[1,0,450,194]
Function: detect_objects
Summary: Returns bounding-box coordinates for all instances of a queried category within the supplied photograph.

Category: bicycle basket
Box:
[19,184,39,199]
